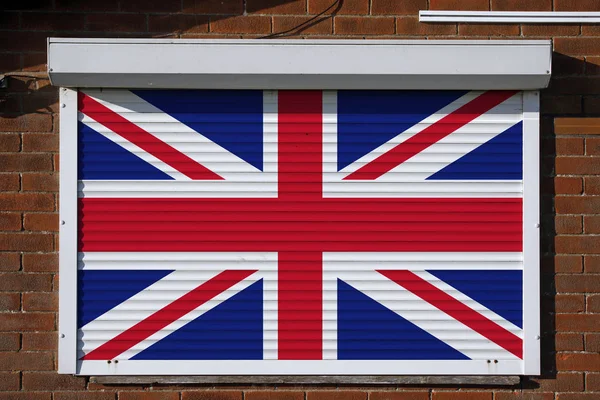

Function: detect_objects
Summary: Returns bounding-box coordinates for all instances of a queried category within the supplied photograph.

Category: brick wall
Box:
[0,0,599,398]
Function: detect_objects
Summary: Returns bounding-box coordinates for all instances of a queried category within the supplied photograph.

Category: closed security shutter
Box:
[74,89,535,375]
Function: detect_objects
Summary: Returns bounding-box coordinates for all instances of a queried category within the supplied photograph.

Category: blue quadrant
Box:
[428,270,523,328]
[133,279,263,360]
[132,90,264,170]
[337,90,468,171]
[337,280,468,360]
[78,270,172,328]
[428,121,523,180]
[78,122,173,180]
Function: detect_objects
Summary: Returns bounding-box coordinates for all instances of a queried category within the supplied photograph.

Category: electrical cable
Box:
[258,0,342,39]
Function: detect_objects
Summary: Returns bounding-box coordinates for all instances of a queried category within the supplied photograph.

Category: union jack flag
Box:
[77,89,524,373]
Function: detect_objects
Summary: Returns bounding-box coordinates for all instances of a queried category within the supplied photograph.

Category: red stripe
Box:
[79,198,523,252]
[379,270,523,359]
[278,251,322,360]
[344,91,519,180]
[82,269,256,360]
[277,91,324,359]
[79,92,222,180]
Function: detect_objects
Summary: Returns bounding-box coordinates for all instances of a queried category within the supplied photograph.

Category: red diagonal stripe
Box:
[82,269,256,360]
[79,92,223,180]
[344,90,519,180]
[379,270,523,359]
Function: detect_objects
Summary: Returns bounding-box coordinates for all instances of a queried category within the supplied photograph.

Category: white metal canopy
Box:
[47,38,552,90]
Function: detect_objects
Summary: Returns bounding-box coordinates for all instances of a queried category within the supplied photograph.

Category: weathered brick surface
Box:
[0,0,599,398]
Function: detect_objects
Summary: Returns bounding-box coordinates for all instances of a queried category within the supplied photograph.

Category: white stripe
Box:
[81,89,263,179]
[119,272,263,360]
[414,270,522,337]
[78,116,187,181]
[336,271,519,360]
[337,91,482,176]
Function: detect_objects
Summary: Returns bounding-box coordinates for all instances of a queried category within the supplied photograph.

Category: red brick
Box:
[0,174,19,191]
[119,393,179,400]
[246,0,305,14]
[21,173,58,192]
[522,24,580,36]
[556,157,600,175]
[335,17,394,35]
[371,0,427,15]
[430,0,489,10]
[273,16,332,35]
[587,137,600,156]
[0,233,53,252]
[120,0,181,12]
[0,193,54,211]
[556,274,600,293]
[0,53,21,74]
[556,314,600,333]
[556,294,585,312]
[585,255,600,273]
[87,14,147,33]
[309,0,368,15]
[0,333,19,351]
[541,95,582,114]
[556,196,600,214]
[22,332,56,351]
[182,392,242,400]
[0,372,19,391]
[588,294,600,313]
[555,118,600,134]
[554,177,583,194]
[0,32,48,52]
[584,215,600,234]
[550,78,600,95]
[586,56,600,75]
[0,394,50,400]
[149,14,209,33]
[555,0,600,11]
[432,393,492,400]
[534,372,584,392]
[0,352,53,371]
[22,253,58,273]
[21,12,85,31]
[0,293,19,312]
[23,292,57,312]
[557,394,600,400]
[0,313,54,331]
[21,134,58,152]
[556,235,600,254]
[458,24,519,36]
[494,393,553,400]
[586,333,600,352]
[0,253,20,272]
[555,38,600,56]
[54,394,116,400]
[0,273,52,292]
[0,212,22,231]
[245,392,304,400]
[556,255,583,273]
[0,114,52,132]
[22,54,47,73]
[0,154,52,172]
[0,133,20,152]
[556,333,584,351]
[24,213,58,232]
[211,16,271,34]
[556,215,582,234]
[556,138,585,155]
[307,392,367,400]
[396,17,457,36]
[585,372,600,391]
[492,0,551,10]
[585,176,600,194]
[370,392,429,400]
[183,0,243,14]
[23,372,86,390]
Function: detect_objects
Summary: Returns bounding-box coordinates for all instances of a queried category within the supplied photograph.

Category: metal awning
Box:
[47,38,552,90]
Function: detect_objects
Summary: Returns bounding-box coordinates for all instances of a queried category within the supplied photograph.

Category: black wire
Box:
[258,0,342,39]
